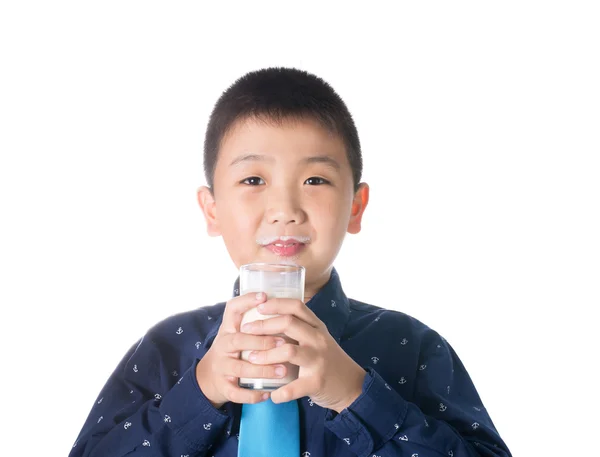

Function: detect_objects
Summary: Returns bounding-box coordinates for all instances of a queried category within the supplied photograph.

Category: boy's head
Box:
[197,67,369,296]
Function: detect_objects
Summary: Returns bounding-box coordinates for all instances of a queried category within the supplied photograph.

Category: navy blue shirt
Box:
[69,268,511,457]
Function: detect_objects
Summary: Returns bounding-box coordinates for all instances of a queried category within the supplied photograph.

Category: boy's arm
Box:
[69,334,231,457]
[324,333,512,457]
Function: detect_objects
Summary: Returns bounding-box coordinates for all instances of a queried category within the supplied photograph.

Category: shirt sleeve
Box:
[69,334,231,457]
[324,335,512,457]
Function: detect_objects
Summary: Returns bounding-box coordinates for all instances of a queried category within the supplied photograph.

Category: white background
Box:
[1,2,599,456]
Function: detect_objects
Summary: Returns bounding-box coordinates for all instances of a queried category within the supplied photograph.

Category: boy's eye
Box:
[241,177,265,185]
[305,177,330,185]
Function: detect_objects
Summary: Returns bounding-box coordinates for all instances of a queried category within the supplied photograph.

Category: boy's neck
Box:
[303,268,333,304]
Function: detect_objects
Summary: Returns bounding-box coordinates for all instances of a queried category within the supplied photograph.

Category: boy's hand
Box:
[240,298,367,413]
[195,292,287,409]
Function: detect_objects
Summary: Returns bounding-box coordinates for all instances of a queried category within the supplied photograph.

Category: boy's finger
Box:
[247,344,313,367]
[222,332,285,353]
[224,380,271,404]
[221,292,267,333]
[270,378,306,404]
[219,357,286,380]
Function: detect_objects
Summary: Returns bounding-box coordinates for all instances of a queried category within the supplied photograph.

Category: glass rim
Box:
[240,262,305,273]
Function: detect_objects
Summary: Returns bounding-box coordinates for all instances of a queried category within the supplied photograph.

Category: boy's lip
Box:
[264,242,306,257]
[257,235,309,257]
[257,235,311,246]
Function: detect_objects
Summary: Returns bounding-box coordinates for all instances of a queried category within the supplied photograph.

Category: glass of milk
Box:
[238,263,305,390]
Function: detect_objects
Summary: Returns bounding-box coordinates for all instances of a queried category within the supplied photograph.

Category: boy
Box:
[69,67,512,456]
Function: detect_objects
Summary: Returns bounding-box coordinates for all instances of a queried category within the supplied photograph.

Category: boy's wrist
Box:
[195,358,225,410]
[331,367,367,414]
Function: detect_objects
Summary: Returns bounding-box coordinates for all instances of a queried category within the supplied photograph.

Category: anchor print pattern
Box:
[68,270,509,457]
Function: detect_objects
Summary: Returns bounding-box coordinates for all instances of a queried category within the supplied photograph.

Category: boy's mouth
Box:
[264,242,306,257]
[257,235,310,257]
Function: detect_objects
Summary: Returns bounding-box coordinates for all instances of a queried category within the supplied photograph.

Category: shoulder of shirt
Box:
[347,297,447,346]
[141,301,227,344]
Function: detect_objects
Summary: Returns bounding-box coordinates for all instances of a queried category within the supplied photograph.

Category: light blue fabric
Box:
[238,398,299,457]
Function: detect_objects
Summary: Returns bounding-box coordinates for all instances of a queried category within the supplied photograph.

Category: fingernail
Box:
[275,366,285,376]
[258,303,265,311]
[256,292,264,300]
[262,393,270,400]
[248,352,257,361]
[275,338,285,347]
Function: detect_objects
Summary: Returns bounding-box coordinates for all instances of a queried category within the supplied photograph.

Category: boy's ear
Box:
[197,186,221,237]
[347,183,369,234]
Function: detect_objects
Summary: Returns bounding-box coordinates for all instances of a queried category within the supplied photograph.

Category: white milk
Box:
[239,287,302,390]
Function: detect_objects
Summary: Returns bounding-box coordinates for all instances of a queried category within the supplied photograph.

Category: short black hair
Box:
[203,67,362,193]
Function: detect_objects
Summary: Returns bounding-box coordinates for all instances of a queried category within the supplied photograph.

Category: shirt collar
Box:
[205,267,350,347]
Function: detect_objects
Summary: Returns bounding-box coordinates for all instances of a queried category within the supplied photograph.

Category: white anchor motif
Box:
[177,377,183,384]
[97,397,103,404]
[308,398,315,406]
[343,438,351,445]
[176,327,183,335]
[331,300,336,307]
[236,433,239,440]
[172,370,178,377]
[473,406,482,411]
[447,385,450,394]
[132,365,138,373]
[195,341,202,349]
[398,377,407,384]
[419,364,427,371]
[164,415,171,423]
[399,435,408,441]
[181,455,189,457]
[439,403,447,412]
[129,389,134,394]
[97,416,103,423]
[234,288,238,294]
[371,356,379,364]
[302,452,311,457]
[208,316,212,320]
[124,421,132,430]
[374,316,380,322]
[449,451,454,457]
[203,423,212,430]
[394,424,399,430]
[142,440,150,447]
[424,419,429,427]
[472,422,480,430]
[385,383,391,390]
[411,454,419,457]
[154,393,162,401]
[72,439,78,448]
[401,338,408,345]
[437,344,441,348]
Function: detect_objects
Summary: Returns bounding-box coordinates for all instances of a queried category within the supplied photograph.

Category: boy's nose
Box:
[266,197,306,225]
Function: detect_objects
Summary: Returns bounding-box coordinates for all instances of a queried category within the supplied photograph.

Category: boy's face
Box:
[197,116,369,297]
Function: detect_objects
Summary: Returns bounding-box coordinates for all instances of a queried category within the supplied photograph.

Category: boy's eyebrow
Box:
[229,154,273,167]
[302,155,341,171]
[230,154,341,171]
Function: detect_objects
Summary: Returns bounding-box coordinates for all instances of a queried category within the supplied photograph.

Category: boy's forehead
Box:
[219,116,347,164]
